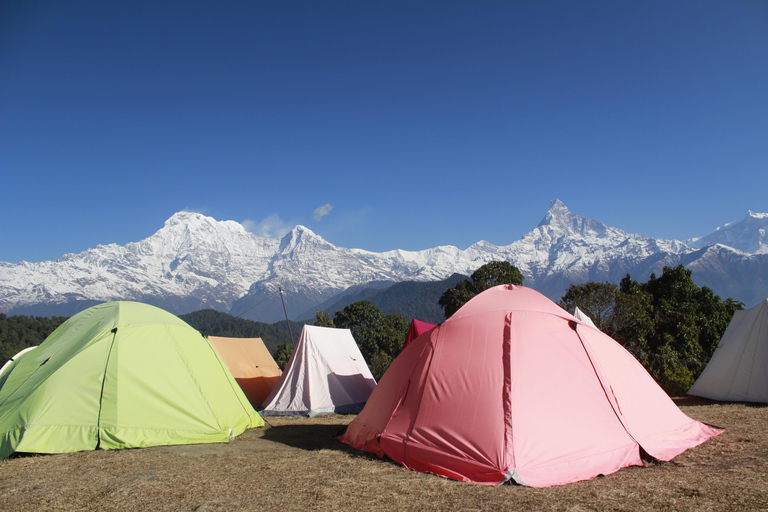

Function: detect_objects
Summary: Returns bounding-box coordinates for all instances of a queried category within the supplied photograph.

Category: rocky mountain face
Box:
[1,200,766,322]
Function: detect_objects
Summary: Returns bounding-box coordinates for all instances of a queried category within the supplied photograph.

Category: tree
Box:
[558,268,743,395]
[273,343,294,371]
[438,280,478,319]
[314,310,333,327]
[470,260,524,289]
[612,275,653,353]
[642,265,741,363]
[559,279,653,353]
[559,282,619,332]
[439,261,524,318]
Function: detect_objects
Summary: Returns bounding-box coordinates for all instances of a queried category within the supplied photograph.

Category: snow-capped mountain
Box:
[686,210,768,255]
[0,212,280,315]
[1,200,766,322]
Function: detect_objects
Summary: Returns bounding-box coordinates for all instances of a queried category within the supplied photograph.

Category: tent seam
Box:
[401,328,440,467]
[96,327,119,449]
[573,322,640,448]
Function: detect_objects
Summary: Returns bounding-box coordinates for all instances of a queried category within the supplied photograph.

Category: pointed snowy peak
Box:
[278,225,335,253]
[281,225,319,243]
[535,199,612,239]
[537,199,570,226]
[687,210,768,254]
[548,198,569,214]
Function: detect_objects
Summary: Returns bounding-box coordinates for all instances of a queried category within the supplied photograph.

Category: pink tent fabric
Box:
[339,285,721,487]
[402,319,437,351]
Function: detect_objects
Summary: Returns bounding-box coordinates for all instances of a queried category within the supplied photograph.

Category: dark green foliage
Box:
[470,261,525,289]
[179,309,303,355]
[560,282,619,332]
[559,279,656,350]
[638,266,742,393]
[314,310,333,327]
[559,266,743,395]
[368,351,394,383]
[332,301,409,380]
[642,266,740,362]
[439,261,524,318]
[273,343,295,371]
[0,313,69,367]
[612,275,655,352]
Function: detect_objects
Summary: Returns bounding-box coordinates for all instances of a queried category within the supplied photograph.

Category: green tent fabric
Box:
[0,301,263,458]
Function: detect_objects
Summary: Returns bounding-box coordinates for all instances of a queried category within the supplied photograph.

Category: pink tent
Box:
[339,285,721,487]
[402,319,437,351]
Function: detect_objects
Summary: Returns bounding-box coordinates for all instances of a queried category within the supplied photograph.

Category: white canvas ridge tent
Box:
[688,298,768,403]
[260,325,377,416]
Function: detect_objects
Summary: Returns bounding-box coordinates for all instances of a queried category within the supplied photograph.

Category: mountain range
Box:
[1,200,766,322]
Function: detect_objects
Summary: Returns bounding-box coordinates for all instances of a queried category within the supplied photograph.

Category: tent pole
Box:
[279,286,295,344]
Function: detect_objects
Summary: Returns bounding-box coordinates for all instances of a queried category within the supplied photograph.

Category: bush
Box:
[660,365,697,397]
[369,351,394,381]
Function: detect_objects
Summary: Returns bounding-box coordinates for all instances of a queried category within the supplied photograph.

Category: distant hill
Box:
[313,273,468,324]
[0,313,68,366]
[178,310,304,354]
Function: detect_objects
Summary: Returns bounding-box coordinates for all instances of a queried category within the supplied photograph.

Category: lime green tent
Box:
[0,301,263,458]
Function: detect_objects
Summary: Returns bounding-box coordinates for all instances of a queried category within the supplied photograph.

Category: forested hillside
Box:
[318,273,467,323]
[0,314,68,365]
[179,310,304,353]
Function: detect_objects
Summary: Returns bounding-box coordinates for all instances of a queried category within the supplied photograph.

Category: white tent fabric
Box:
[260,325,377,416]
[688,299,768,403]
[573,307,598,328]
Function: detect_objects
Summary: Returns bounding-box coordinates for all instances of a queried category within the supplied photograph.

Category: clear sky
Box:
[1,1,767,263]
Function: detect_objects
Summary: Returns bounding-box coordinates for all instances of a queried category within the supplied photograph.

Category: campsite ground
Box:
[1,398,766,511]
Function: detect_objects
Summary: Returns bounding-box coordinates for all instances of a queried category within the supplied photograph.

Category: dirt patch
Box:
[1,401,767,511]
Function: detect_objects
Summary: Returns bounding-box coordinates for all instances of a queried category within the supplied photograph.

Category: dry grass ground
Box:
[1,397,766,511]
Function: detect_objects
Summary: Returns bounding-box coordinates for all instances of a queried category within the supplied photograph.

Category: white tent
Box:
[260,325,377,416]
[688,299,768,403]
[573,307,598,328]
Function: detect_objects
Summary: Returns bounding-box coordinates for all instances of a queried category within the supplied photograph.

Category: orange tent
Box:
[207,336,282,408]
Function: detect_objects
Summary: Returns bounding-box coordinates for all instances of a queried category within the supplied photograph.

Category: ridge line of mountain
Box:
[1,199,766,322]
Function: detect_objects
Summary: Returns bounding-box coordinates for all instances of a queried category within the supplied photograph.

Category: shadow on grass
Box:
[673,395,768,408]
[260,422,412,475]
[261,422,354,452]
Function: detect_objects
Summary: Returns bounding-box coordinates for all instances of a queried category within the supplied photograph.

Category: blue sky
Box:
[1,1,766,263]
